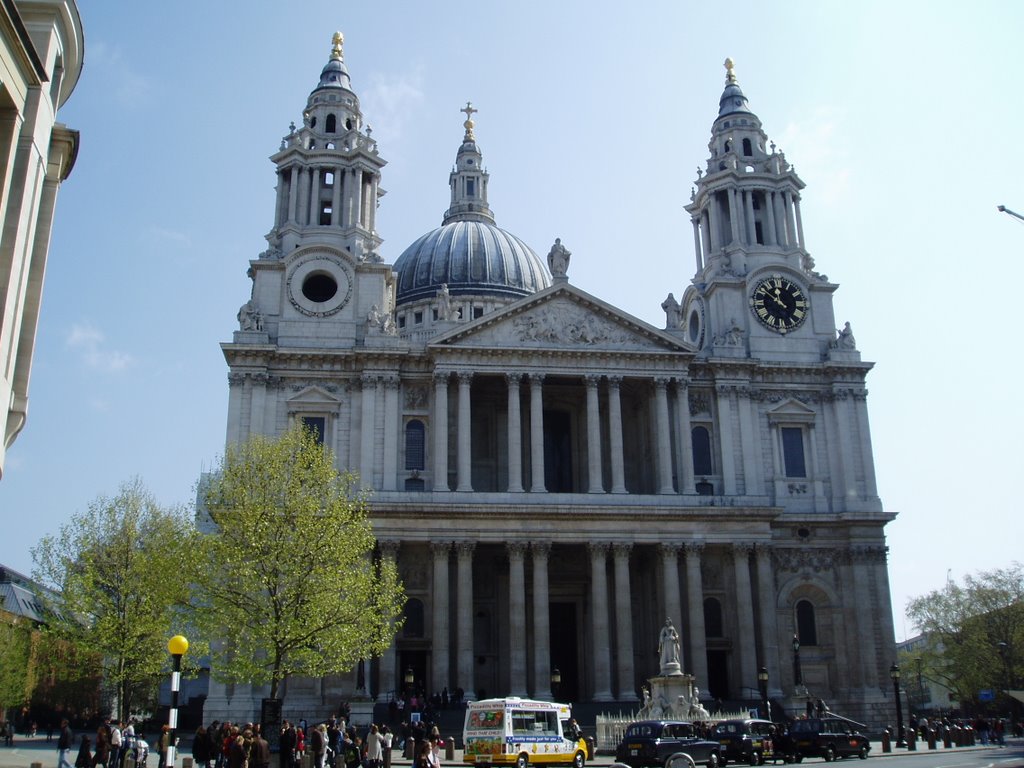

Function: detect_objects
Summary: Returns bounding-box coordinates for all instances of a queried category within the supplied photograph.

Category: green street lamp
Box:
[166,635,189,768]
[890,663,906,748]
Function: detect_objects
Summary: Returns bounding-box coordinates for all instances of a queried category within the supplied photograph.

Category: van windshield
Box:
[467,710,504,731]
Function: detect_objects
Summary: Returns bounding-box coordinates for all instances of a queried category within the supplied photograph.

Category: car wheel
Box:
[573,751,586,768]
[516,754,529,768]
[748,751,759,767]
[857,746,867,761]
[666,753,696,768]
[824,746,835,763]
[707,752,720,768]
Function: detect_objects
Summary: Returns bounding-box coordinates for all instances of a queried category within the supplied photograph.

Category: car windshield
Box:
[626,724,658,737]
[713,723,740,735]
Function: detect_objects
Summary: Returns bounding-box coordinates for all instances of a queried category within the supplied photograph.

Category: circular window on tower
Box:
[287,251,353,317]
[685,298,705,349]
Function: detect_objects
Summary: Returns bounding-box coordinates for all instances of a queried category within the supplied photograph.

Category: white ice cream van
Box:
[462,697,587,768]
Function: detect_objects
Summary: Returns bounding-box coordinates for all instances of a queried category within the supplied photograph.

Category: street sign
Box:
[978,689,995,701]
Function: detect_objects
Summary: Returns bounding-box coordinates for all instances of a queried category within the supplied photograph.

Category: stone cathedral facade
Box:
[203,38,897,727]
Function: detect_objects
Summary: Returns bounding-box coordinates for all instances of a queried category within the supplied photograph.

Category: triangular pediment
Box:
[767,398,816,423]
[287,385,342,405]
[429,284,695,355]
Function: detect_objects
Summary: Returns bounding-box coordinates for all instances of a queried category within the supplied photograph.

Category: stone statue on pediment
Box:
[661,293,681,329]
[547,238,571,278]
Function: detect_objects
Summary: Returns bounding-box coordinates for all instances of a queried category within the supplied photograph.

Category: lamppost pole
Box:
[166,635,189,768]
[792,635,803,689]
[915,657,924,712]
[758,667,770,722]
[890,663,906,748]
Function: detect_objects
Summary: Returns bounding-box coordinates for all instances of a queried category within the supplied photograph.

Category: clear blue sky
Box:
[2,1,1021,642]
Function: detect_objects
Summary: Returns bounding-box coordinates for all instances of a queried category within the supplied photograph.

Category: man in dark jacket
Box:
[251,727,271,768]
[279,723,296,768]
[58,719,74,768]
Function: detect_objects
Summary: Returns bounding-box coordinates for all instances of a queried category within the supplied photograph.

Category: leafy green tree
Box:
[195,424,404,701]
[31,479,201,721]
[906,563,1024,710]
[0,617,32,714]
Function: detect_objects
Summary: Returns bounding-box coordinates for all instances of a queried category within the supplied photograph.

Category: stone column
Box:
[433,372,449,491]
[707,195,720,251]
[784,190,798,248]
[249,373,267,435]
[226,373,245,446]
[684,543,708,685]
[382,375,399,491]
[287,166,299,224]
[852,547,879,690]
[654,377,674,494]
[716,385,738,495]
[674,380,695,494]
[607,376,627,494]
[377,540,400,700]
[297,167,309,225]
[872,546,898,690]
[764,191,778,246]
[360,373,377,490]
[351,168,364,228]
[744,190,757,244]
[854,392,879,497]
[529,373,546,492]
[660,543,683,638]
[737,387,762,497]
[506,373,524,492]
[457,372,473,492]
[700,212,712,260]
[532,542,552,700]
[728,188,741,244]
[331,165,344,226]
[589,542,614,701]
[755,545,782,697]
[691,218,703,273]
[794,194,806,249]
[456,541,476,699]
[773,191,788,246]
[431,542,451,694]
[508,542,528,696]
[309,167,321,225]
[613,543,637,700]
[731,544,758,697]
[585,375,604,493]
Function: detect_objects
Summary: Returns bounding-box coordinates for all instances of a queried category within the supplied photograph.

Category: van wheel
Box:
[824,746,835,763]
[573,751,586,768]
[748,751,760,766]
[516,754,529,768]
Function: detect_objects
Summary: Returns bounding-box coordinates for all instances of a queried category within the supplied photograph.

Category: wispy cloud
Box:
[66,323,133,372]
[361,67,426,146]
[89,41,152,108]
[776,108,851,205]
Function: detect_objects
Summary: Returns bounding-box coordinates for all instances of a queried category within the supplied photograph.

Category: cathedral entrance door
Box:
[549,601,579,702]
[399,650,429,699]
[706,650,729,702]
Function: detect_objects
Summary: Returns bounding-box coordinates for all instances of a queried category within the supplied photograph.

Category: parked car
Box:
[710,719,775,766]
[788,718,870,762]
[616,720,722,768]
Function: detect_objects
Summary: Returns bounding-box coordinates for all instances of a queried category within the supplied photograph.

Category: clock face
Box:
[749,276,809,333]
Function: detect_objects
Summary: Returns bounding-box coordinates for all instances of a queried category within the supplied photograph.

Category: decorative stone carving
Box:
[237,300,263,331]
[511,305,634,346]
[689,391,710,416]
[773,547,841,573]
[829,321,857,350]
[404,384,429,410]
[531,541,551,559]
[377,540,400,559]
[713,318,745,347]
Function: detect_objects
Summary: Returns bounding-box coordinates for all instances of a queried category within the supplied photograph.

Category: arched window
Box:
[796,599,817,646]
[325,113,337,133]
[704,597,723,637]
[402,598,424,638]
[742,138,753,156]
[692,426,713,475]
[405,420,425,470]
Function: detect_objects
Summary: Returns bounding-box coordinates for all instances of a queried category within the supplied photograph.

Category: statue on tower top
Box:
[331,31,344,61]
[724,56,737,84]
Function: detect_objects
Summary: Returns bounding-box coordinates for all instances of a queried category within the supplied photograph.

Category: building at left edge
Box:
[0,0,82,479]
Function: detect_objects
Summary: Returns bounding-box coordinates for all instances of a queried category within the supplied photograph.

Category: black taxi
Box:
[615,720,722,768]
[788,717,870,761]
[709,718,775,766]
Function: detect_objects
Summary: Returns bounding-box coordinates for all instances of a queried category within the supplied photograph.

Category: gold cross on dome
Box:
[461,102,478,139]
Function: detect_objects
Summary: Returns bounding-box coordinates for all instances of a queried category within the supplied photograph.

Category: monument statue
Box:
[658,618,681,673]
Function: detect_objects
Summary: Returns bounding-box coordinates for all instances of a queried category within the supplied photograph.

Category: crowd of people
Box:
[57,717,152,768]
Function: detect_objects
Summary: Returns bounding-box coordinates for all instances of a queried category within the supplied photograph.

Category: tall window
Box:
[796,599,817,645]
[742,138,753,156]
[465,177,476,197]
[405,420,426,470]
[403,598,424,638]
[781,427,806,477]
[325,113,337,133]
[692,426,713,475]
[301,416,325,445]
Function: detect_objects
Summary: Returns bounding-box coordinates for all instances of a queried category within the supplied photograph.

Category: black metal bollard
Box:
[881,728,892,753]
[927,728,937,750]
[943,727,952,749]
[908,728,917,751]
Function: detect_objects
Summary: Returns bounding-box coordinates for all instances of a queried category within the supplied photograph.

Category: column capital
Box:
[360,372,378,387]
[528,372,545,386]
[507,541,528,560]
[382,374,401,391]
[457,371,474,386]
[584,374,602,388]
[378,540,400,559]
[659,542,682,557]
[455,540,476,558]
[587,541,610,558]
[684,541,705,557]
[612,542,633,559]
[607,375,623,388]
[227,372,246,387]
[433,371,451,386]
[531,541,551,559]
[431,541,451,559]
[653,376,671,390]
[731,542,754,558]
[505,372,524,387]
[755,543,773,561]
[673,377,689,392]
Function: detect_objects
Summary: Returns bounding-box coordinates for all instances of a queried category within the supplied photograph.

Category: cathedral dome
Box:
[394,220,551,305]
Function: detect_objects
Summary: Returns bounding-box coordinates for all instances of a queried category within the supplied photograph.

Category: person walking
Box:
[75,735,93,768]
[365,726,384,768]
[58,719,75,768]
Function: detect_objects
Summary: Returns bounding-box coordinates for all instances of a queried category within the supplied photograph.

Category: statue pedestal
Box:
[638,673,711,722]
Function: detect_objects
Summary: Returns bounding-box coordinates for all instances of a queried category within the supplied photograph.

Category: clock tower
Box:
[681,59,844,363]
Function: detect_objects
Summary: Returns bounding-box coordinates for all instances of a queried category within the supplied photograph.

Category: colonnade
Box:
[275,164,378,232]
[432,371,697,494]
[692,186,805,270]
